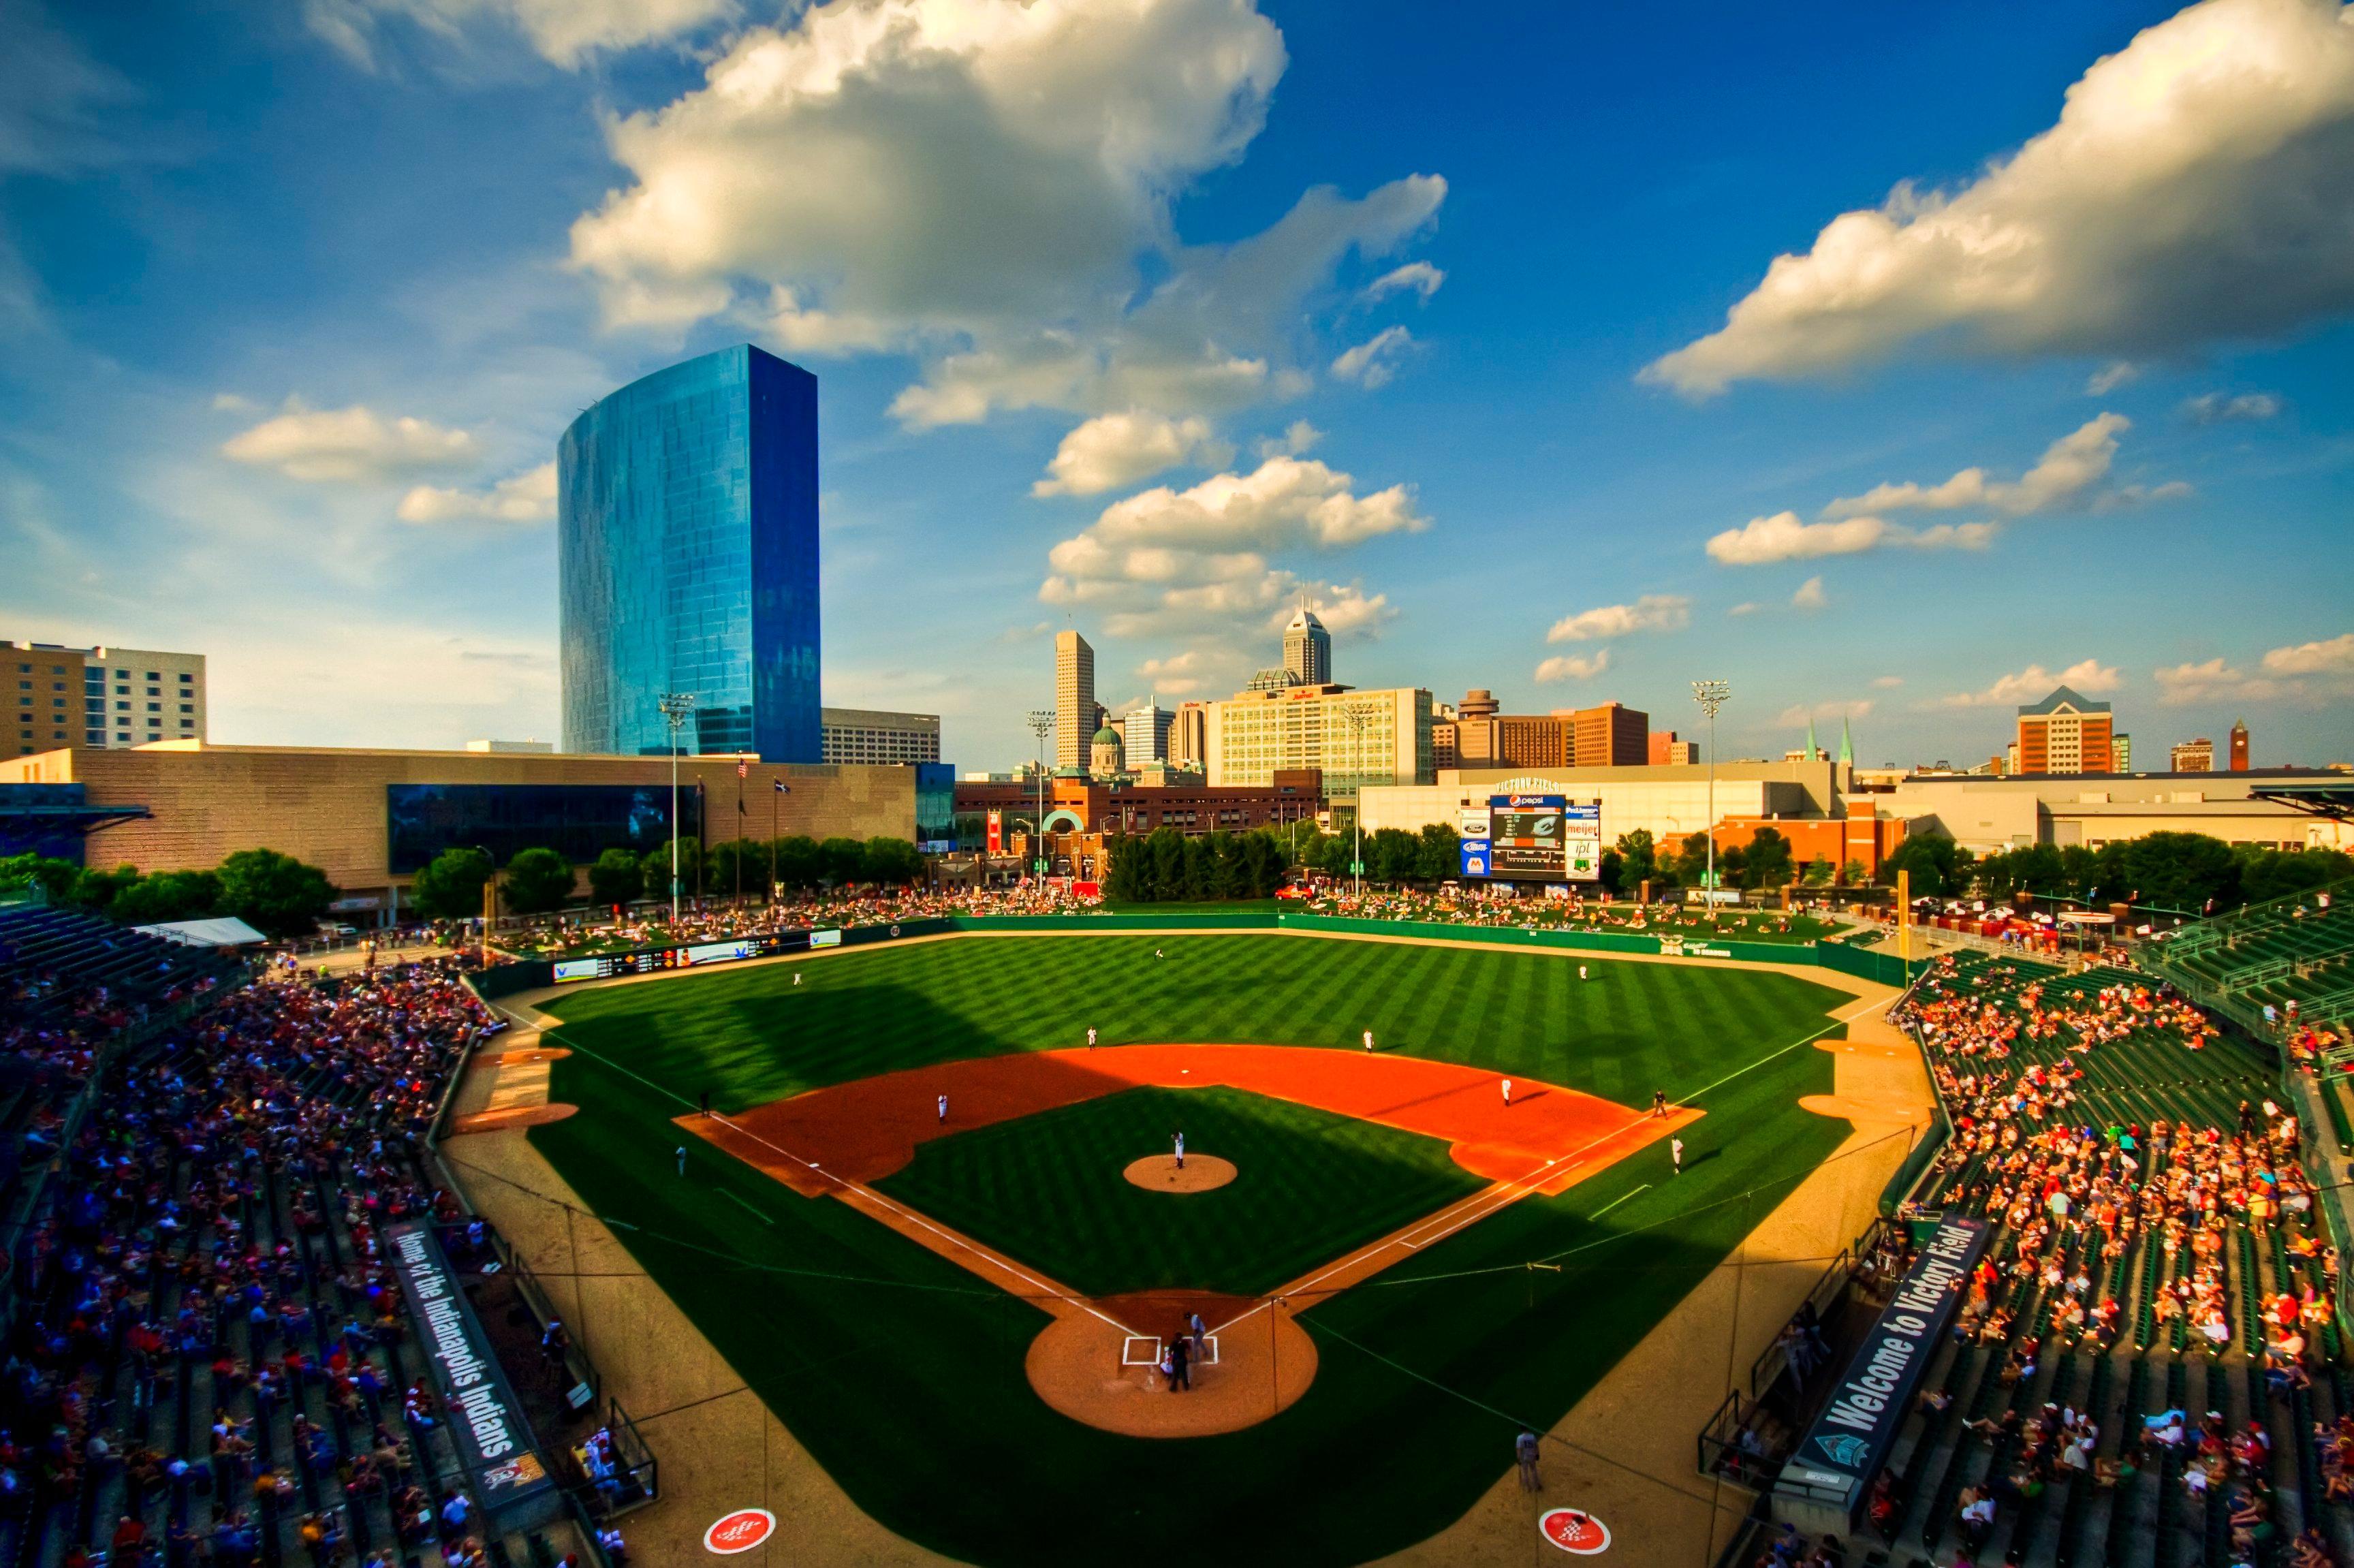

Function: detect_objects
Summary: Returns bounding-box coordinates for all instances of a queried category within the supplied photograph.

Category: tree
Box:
[863,836,924,886]
[770,835,822,892]
[2093,831,2240,914]
[1415,822,1459,883]
[502,848,575,914]
[640,837,704,902]
[0,853,80,901]
[1671,832,1714,887]
[1744,827,1793,890]
[110,869,223,926]
[1366,828,1419,885]
[67,864,141,913]
[817,836,868,887]
[1802,856,1832,886]
[705,838,767,900]
[411,847,494,922]
[1882,835,1968,898]
[2238,846,2353,906]
[216,848,336,938]
[1613,830,1662,892]
[1840,860,1868,888]
[586,847,644,907]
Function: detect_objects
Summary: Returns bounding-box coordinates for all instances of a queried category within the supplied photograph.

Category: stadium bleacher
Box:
[1757,950,2353,1568]
[0,921,611,1568]
[2148,880,2354,1054]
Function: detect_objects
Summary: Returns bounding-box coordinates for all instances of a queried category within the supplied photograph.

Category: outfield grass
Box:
[875,1085,1487,1297]
[528,933,1859,1566]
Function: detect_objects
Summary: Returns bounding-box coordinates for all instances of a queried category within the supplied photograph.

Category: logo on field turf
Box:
[1540,1508,1610,1554]
[705,1509,776,1554]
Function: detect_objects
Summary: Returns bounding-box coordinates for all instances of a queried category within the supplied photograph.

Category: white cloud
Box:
[1727,601,1761,616]
[1872,674,1906,689]
[1038,454,1424,638]
[2263,631,2354,674]
[1776,699,1873,726]
[564,0,1444,428]
[1706,511,1998,565]
[1535,650,1611,684]
[307,0,736,69]
[1791,575,1827,610]
[1364,261,1443,302]
[1254,420,1322,460]
[1823,414,2131,518]
[1938,658,2122,708]
[1330,326,1413,389]
[1137,648,1211,695]
[396,461,556,524]
[220,402,478,482]
[2086,361,2139,394]
[1032,411,1229,497]
[2154,657,2282,706]
[1545,594,1691,643]
[2182,390,2285,424]
[1642,0,2354,395]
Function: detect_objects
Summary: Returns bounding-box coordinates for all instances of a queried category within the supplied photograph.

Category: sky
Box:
[2,0,2350,774]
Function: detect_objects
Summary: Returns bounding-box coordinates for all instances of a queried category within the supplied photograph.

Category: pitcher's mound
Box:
[1124,1154,1236,1193]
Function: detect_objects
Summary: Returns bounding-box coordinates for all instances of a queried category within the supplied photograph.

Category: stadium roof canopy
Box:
[134,916,268,947]
[2250,781,2354,821]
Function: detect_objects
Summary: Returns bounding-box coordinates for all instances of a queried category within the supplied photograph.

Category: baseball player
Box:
[1363,1029,1375,1053]
[1501,1078,1513,1108]
[1174,1130,1185,1170]
[937,1093,948,1125]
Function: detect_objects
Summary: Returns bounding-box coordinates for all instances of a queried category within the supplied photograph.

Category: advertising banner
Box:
[383,1221,561,1530]
[1489,795,1600,880]
[1460,838,1492,878]
[986,809,1003,854]
[1774,1216,1990,1522]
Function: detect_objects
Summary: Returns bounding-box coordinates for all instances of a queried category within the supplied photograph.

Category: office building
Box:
[1283,606,1332,687]
[1125,702,1174,767]
[1054,631,1095,772]
[2115,733,2131,773]
[1650,730,1697,766]
[559,343,821,763]
[820,708,941,766]
[955,770,1323,838]
[5,640,208,755]
[1206,683,1432,794]
[1571,702,1650,766]
[1172,702,1208,768]
[2013,686,2114,774]
[2229,721,2250,772]
[2171,738,2213,773]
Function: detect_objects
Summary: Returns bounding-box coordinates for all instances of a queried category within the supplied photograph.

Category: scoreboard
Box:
[1481,794,1602,882]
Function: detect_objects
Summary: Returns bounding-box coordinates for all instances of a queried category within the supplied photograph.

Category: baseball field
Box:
[519,931,1871,1565]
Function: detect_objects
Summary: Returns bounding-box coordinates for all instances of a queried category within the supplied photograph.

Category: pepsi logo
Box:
[705,1509,776,1554]
[1539,1508,1611,1554]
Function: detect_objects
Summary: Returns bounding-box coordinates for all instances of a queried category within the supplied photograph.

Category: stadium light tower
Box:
[1344,704,1372,896]
[659,692,698,928]
[1691,680,1730,903]
[1025,709,1054,880]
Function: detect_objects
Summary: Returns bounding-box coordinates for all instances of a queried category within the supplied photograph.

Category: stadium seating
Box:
[2147,879,2354,1048]
[1801,952,2349,1568]
[0,960,598,1568]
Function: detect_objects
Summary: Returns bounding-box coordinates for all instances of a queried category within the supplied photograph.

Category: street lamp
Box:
[658,692,698,930]
[1691,680,1729,909]
[1025,708,1054,881]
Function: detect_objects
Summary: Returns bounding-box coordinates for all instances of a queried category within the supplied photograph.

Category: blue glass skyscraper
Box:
[559,345,821,762]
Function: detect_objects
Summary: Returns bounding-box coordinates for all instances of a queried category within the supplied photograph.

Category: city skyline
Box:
[1,0,2349,772]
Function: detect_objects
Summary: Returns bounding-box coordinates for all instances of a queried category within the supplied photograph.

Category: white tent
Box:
[134,916,268,948]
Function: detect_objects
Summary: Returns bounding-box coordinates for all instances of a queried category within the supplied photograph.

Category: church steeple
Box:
[1804,715,1820,762]
[1838,715,1853,766]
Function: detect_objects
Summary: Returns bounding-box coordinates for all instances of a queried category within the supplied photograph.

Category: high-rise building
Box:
[1206,683,1432,794]
[1172,701,1208,767]
[2014,686,2114,774]
[5,640,208,755]
[820,708,941,765]
[559,344,821,762]
[1570,702,1650,766]
[2169,738,2213,772]
[1650,731,1698,766]
[2116,734,2131,773]
[1283,606,1332,687]
[2229,720,2250,772]
[1125,702,1174,767]
[1054,630,1096,772]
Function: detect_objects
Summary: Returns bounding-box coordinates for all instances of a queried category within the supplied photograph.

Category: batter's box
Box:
[1120,1334,1221,1366]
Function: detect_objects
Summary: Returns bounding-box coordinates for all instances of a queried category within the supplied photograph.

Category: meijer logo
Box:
[1540,1508,1611,1554]
[705,1509,776,1554]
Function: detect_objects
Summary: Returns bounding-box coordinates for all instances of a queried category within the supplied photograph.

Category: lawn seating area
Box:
[1813,950,2354,1568]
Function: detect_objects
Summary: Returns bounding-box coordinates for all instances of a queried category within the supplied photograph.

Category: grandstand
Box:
[2147,879,2353,1057]
[1742,949,2352,1568]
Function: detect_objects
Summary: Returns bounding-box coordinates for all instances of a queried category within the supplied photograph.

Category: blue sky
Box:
[3,0,2349,772]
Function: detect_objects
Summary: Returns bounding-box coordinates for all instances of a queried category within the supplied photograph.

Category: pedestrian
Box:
[1502,1078,1513,1108]
[1174,1130,1185,1170]
[674,1146,686,1178]
[1651,1089,1667,1118]
[1516,1430,1542,1492]
[937,1094,948,1124]
[1087,1026,1098,1048]
[1363,1029,1375,1052]
[1672,1135,1684,1175]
